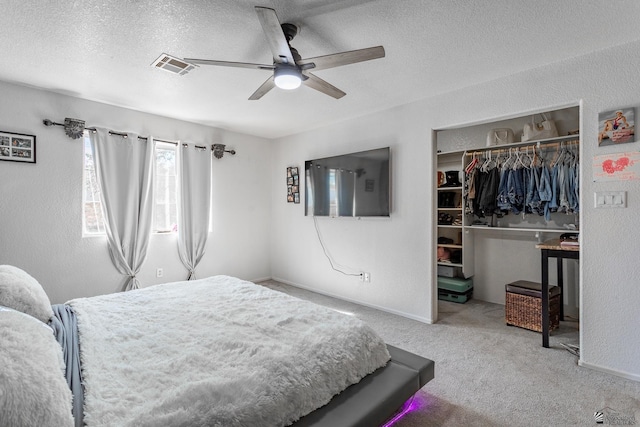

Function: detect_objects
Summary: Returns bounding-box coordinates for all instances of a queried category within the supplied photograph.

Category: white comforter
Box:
[68,276,390,427]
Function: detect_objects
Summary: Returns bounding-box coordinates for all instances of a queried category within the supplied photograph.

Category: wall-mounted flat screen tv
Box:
[305,147,390,217]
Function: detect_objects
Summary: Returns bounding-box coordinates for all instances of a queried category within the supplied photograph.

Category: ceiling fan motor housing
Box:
[281,23,298,42]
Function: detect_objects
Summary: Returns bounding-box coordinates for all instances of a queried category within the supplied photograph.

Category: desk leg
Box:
[556,257,564,321]
[541,249,550,348]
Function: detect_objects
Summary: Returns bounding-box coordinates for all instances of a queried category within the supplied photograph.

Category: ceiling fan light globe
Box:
[274,66,302,90]
[275,75,301,90]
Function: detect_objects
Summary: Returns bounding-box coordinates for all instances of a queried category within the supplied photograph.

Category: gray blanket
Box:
[49,304,83,427]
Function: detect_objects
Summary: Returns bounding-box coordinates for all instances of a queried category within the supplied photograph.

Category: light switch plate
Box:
[594,191,626,208]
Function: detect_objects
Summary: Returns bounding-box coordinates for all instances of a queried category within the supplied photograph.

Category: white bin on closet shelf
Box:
[437,265,458,278]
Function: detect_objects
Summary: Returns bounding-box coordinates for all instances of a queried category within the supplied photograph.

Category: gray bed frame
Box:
[293,345,435,427]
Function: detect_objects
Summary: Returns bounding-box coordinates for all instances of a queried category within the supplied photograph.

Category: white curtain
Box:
[177,143,212,280]
[89,128,154,291]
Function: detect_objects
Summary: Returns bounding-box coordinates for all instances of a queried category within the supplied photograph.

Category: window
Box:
[82,136,178,235]
[82,137,106,235]
[153,142,177,233]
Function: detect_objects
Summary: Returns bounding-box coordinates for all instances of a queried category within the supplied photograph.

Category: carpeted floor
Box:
[259,280,640,426]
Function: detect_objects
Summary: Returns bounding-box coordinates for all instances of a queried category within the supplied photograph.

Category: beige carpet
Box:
[259,280,639,426]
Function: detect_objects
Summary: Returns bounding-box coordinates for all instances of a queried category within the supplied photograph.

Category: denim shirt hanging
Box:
[538,163,553,221]
[528,166,543,216]
[496,168,510,212]
[557,162,570,213]
[548,163,559,213]
[507,168,525,215]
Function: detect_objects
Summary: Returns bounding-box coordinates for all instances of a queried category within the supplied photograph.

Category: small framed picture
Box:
[598,107,635,146]
[286,165,300,203]
[365,179,375,192]
[0,131,36,163]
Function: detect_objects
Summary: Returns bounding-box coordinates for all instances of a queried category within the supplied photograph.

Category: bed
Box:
[0,265,434,427]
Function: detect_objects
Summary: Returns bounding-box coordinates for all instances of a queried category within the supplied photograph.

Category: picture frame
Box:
[287,166,300,204]
[598,107,635,146]
[0,131,36,163]
[365,179,375,192]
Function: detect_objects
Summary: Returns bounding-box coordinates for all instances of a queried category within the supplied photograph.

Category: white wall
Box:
[271,107,433,323]
[270,40,640,380]
[0,81,272,304]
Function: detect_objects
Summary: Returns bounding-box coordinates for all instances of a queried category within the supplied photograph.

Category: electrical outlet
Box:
[364,272,371,283]
[359,272,365,282]
[156,268,164,278]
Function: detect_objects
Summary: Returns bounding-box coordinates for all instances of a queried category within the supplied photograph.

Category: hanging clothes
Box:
[466,141,579,224]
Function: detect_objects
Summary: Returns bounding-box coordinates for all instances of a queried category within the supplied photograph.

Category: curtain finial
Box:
[212,144,236,159]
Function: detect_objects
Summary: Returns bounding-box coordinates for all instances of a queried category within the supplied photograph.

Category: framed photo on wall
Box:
[0,131,36,163]
[598,107,635,146]
[287,166,300,203]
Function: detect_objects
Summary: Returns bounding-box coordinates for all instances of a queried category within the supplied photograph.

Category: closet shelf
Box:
[437,207,462,211]
[437,244,462,249]
[465,225,579,233]
[464,134,580,156]
[438,224,462,229]
[437,261,463,268]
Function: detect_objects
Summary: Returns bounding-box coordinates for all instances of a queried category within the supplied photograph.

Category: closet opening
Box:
[433,105,581,352]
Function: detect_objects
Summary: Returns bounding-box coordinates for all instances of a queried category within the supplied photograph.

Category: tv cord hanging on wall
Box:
[313,217,361,277]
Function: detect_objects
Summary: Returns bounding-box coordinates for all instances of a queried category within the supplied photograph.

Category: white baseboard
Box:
[578,360,640,382]
[250,276,273,284]
[271,276,434,324]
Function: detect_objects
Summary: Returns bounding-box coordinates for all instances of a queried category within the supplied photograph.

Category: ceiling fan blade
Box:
[298,46,385,71]
[255,6,295,65]
[183,58,274,70]
[302,72,346,99]
[248,76,276,100]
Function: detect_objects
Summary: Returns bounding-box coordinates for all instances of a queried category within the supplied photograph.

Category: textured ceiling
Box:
[2,0,640,139]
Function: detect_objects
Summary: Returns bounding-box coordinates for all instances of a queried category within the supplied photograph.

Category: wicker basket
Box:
[505,281,560,333]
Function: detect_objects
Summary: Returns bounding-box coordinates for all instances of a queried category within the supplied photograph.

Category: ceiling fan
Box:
[184,6,385,100]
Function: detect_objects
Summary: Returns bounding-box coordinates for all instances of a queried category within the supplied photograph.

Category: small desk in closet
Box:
[535,238,579,348]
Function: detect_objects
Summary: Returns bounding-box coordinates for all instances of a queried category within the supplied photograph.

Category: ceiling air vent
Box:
[151,54,195,76]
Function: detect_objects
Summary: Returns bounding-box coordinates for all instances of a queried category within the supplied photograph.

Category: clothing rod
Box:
[465,139,579,156]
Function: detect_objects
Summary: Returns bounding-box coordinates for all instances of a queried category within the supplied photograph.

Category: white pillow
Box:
[0,265,54,323]
[0,307,74,427]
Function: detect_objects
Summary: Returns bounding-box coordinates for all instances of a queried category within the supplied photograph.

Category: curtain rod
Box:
[42,118,236,157]
[43,119,178,145]
[88,128,181,146]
